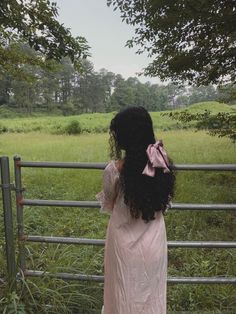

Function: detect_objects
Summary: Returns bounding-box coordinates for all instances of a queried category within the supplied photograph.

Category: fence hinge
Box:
[0,183,16,191]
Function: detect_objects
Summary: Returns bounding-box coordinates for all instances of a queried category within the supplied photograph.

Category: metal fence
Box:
[1,155,236,291]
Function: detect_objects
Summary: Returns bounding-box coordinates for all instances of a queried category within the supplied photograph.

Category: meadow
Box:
[0,101,234,135]
[0,102,236,313]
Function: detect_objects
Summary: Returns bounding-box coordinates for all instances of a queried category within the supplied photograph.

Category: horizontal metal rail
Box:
[17,161,236,171]
[23,270,236,284]
[25,235,236,248]
[21,199,236,210]
[13,158,236,290]
[22,199,99,208]
[172,203,236,210]
[23,270,104,282]
[18,161,106,169]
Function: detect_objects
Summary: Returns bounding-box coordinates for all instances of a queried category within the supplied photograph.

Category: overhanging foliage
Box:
[165,109,236,141]
[0,0,90,77]
[108,0,236,85]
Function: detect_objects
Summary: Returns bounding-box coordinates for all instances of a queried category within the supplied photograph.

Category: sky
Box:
[56,0,162,84]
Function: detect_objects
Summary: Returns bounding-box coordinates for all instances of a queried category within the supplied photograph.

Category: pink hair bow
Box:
[142,140,170,177]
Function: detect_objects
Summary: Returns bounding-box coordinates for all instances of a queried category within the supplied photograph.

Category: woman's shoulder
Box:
[105,159,124,174]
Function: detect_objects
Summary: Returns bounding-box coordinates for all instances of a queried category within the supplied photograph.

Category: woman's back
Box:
[97,106,175,314]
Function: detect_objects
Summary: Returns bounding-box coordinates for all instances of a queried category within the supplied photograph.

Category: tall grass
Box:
[0,116,236,312]
[0,101,235,135]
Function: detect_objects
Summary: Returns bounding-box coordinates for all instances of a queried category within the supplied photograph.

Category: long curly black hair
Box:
[109,106,175,222]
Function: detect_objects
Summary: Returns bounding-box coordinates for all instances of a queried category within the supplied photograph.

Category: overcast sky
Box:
[56,0,162,84]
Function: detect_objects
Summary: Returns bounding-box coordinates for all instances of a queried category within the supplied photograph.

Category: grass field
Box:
[0,102,236,313]
[0,101,235,135]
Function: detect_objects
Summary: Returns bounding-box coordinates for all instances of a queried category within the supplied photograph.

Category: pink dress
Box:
[96,161,167,314]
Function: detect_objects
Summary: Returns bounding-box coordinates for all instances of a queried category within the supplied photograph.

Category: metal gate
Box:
[1,155,236,291]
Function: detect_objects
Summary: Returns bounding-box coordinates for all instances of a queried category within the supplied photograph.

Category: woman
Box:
[97,106,175,314]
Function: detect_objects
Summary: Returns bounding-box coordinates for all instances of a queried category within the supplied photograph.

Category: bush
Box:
[0,123,8,133]
[0,105,18,118]
[64,120,82,135]
[93,125,109,133]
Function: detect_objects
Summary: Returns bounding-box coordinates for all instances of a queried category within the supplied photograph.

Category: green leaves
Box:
[0,0,90,77]
[166,109,236,141]
[108,0,236,85]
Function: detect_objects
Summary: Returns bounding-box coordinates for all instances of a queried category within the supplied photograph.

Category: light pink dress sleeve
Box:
[96,161,119,214]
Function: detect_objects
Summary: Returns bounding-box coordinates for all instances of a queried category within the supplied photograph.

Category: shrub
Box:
[0,123,8,133]
[64,120,82,135]
[93,125,109,133]
[0,105,18,118]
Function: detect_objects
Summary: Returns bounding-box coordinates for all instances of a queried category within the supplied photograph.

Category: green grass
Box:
[0,113,114,134]
[0,109,236,313]
[183,101,234,113]
[0,101,235,135]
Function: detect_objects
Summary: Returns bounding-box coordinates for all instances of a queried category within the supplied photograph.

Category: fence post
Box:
[0,156,16,290]
[14,156,26,274]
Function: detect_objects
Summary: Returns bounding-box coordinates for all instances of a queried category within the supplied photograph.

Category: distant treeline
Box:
[0,44,233,116]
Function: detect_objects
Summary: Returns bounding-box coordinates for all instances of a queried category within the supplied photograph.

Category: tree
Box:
[110,77,136,109]
[11,78,39,114]
[0,74,11,105]
[134,82,151,110]
[188,85,218,105]
[0,0,90,77]
[107,0,236,85]
[217,84,236,104]
[39,65,61,113]
[148,84,168,111]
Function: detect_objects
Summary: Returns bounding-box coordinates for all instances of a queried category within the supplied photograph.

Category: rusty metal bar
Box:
[16,161,236,171]
[0,156,16,290]
[23,270,236,284]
